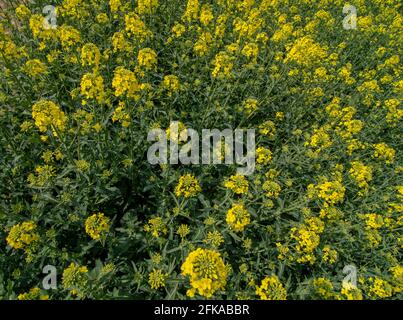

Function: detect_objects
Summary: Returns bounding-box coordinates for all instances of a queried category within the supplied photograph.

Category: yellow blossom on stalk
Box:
[256,275,287,300]
[23,59,47,77]
[305,126,332,155]
[137,0,159,15]
[112,67,141,99]
[212,51,234,78]
[226,203,251,232]
[125,12,152,42]
[81,43,101,68]
[199,4,214,26]
[148,269,167,289]
[349,161,372,194]
[194,32,213,56]
[144,217,167,238]
[224,174,249,194]
[32,100,67,136]
[361,213,384,230]
[322,245,337,264]
[285,36,327,66]
[242,43,259,62]
[373,143,395,164]
[80,72,105,104]
[339,282,363,300]
[110,0,122,13]
[85,213,110,240]
[96,13,109,24]
[6,221,39,251]
[112,31,132,53]
[57,25,81,48]
[243,98,258,114]
[390,266,403,293]
[307,180,345,206]
[137,48,158,71]
[262,179,281,198]
[18,288,48,300]
[171,23,186,38]
[162,75,180,96]
[367,277,393,299]
[29,14,55,40]
[203,231,224,248]
[256,147,272,166]
[258,120,276,139]
[181,248,227,298]
[313,278,335,299]
[183,0,200,22]
[112,102,131,127]
[62,262,88,296]
[291,217,324,264]
[177,224,190,239]
[15,5,31,20]
[175,174,201,198]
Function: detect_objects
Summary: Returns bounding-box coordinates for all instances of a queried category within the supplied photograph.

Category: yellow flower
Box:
[15,5,31,20]
[256,147,272,166]
[81,43,101,68]
[224,174,249,194]
[137,48,158,71]
[181,248,227,298]
[84,213,110,240]
[62,262,88,296]
[243,98,258,114]
[285,36,327,66]
[226,203,251,232]
[322,245,338,264]
[183,0,200,22]
[199,4,214,26]
[112,67,141,99]
[80,72,105,104]
[125,12,152,41]
[367,277,393,299]
[175,174,201,198]
[313,278,335,299]
[148,269,167,289]
[23,59,47,77]
[349,161,372,193]
[373,143,395,164]
[256,275,287,300]
[18,288,48,300]
[144,217,168,238]
[212,51,234,78]
[32,100,67,136]
[307,180,345,206]
[6,221,39,251]
[162,75,180,96]
[58,25,81,48]
[137,0,159,15]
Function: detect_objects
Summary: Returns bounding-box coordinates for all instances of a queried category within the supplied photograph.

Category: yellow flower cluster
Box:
[137,0,159,15]
[6,221,39,251]
[18,288,48,300]
[62,262,88,296]
[23,59,47,77]
[124,12,152,41]
[144,216,168,238]
[373,143,395,164]
[349,161,373,194]
[256,147,272,166]
[175,174,201,198]
[367,277,393,299]
[112,67,142,100]
[80,72,105,104]
[137,48,158,71]
[84,213,110,240]
[224,174,249,194]
[290,217,324,264]
[81,43,101,68]
[226,203,251,232]
[162,75,180,96]
[32,100,67,136]
[307,179,345,206]
[256,275,287,300]
[181,248,227,298]
[148,269,167,289]
[285,36,327,67]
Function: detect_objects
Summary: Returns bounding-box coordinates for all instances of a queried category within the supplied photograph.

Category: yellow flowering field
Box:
[0,0,402,300]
